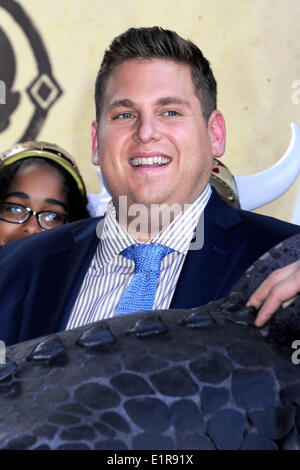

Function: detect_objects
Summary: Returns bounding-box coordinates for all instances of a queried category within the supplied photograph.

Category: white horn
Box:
[235,123,300,210]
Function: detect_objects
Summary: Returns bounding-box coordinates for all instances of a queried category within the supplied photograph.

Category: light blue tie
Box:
[116,244,173,316]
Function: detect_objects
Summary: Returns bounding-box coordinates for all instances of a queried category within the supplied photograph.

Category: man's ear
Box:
[208,110,226,158]
[91,119,100,166]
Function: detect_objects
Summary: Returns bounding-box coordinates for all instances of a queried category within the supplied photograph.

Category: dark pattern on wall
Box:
[0,0,62,142]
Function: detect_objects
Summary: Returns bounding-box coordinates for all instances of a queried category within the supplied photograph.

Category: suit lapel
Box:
[170,190,246,308]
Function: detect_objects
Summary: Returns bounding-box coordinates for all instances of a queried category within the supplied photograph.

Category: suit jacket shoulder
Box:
[0,217,102,345]
[0,216,101,261]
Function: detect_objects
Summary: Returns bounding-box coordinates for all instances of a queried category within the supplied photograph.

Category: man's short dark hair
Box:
[95,26,217,123]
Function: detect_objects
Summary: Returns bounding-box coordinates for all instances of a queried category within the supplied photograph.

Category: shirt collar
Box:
[94,184,212,268]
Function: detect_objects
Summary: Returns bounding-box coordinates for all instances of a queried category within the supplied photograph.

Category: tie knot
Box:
[121,244,173,274]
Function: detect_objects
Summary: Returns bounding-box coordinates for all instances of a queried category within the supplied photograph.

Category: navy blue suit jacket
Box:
[0,189,299,346]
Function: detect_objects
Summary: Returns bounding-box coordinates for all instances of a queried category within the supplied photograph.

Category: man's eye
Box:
[113,112,133,120]
[163,110,179,117]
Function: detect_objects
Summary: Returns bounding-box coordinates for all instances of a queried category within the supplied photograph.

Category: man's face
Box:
[92,59,225,211]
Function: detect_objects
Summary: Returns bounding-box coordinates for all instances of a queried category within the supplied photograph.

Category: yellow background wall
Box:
[1,0,300,222]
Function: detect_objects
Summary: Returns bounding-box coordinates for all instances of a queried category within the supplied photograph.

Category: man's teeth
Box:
[131,156,170,167]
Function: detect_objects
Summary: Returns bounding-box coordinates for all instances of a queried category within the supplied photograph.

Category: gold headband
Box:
[0,141,86,197]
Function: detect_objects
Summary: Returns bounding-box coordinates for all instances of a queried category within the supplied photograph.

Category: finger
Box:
[247,262,300,308]
[254,271,300,326]
[254,290,285,327]
[247,272,286,309]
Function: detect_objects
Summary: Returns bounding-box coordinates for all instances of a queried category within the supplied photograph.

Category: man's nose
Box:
[134,114,161,143]
[21,215,43,236]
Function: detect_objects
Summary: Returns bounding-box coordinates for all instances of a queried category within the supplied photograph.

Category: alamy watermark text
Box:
[291,339,300,365]
[96,197,204,250]
[0,80,6,104]
[0,340,6,364]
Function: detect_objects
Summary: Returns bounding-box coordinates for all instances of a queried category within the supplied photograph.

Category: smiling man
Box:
[0,26,299,346]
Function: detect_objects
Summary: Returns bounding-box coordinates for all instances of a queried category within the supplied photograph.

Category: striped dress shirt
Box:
[66,185,212,330]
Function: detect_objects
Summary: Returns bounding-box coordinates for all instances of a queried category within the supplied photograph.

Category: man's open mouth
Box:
[130,156,171,167]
